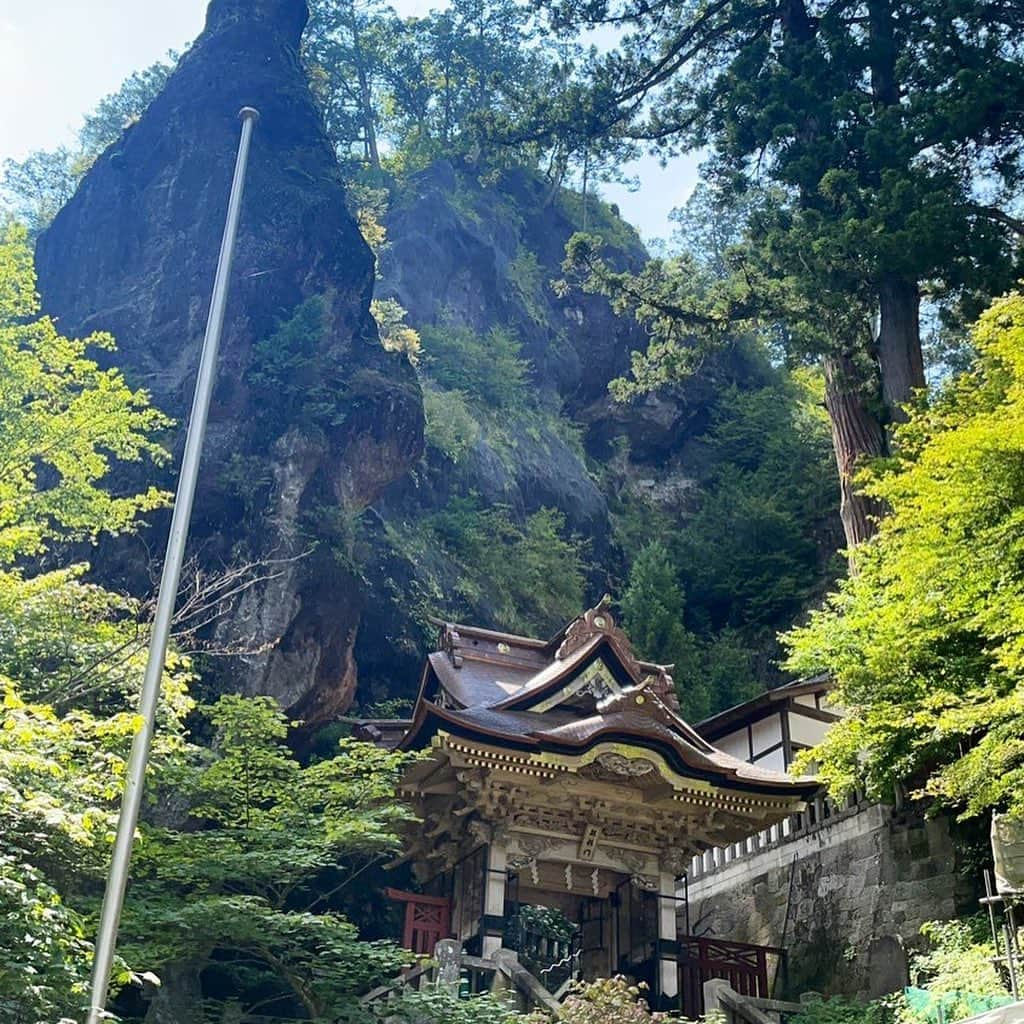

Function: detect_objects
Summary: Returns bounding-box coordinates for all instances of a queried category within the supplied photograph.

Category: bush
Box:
[249,295,347,433]
[424,388,481,462]
[790,996,895,1024]
[390,496,587,637]
[421,323,531,410]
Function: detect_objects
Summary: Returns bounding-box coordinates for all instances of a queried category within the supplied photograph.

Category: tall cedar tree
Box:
[548,0,1024,546]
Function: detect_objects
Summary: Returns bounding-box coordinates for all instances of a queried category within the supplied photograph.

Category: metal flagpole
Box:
[84,106,260,1024]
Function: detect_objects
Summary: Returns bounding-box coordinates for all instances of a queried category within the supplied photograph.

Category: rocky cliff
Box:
[35,0,423,723]
[351,159,809,709]
[34,0,835,725]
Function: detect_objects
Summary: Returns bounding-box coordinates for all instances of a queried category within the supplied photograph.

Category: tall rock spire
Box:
[204,0,309,44]
[35,0,423,723]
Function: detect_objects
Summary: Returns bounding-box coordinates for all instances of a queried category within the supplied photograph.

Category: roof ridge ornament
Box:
[556,596,642,675]
[441,625,464,668]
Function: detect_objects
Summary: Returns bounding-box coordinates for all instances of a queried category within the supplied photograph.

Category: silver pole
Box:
[84,106,259,1024]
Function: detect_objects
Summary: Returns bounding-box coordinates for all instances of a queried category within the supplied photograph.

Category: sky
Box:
[0,0,700,242]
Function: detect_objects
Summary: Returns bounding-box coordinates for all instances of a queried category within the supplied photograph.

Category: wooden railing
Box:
[687,790,868,883]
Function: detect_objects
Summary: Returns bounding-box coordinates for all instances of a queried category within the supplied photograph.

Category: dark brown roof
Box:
[399,602,819,800]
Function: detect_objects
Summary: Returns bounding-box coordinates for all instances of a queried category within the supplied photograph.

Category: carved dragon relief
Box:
[603,846,649,873]
[595,752,657,776]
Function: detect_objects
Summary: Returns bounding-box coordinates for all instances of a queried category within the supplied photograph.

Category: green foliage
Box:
[545,0,1024,373]
[611,356,836,715]
[0,223,170,563]
[910,918,1006,998]
[881,918,1014,1024]
[786,290,1024,818]
[423,386,482,462]
[557,190,642,255]
[382,989,527,1024]
[388,496,586,637]
[0,853,92,1024]
[249,294,355,434]
[0,684,174,1024]
[514,903,577,943]
[121,695,416,1021]
[420,322,531,411]
[508,248,548,325]
[620,542,707,719]
[306,0,551,173]
[673,375,836,632]
[790,995,894,1024]
[372,297,422,362]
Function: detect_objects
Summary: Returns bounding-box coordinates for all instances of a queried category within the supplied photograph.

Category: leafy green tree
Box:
[120,695,414,1021]
[548,0,1024,547]
[392,496,587,637]
[306,0,397,169]
[306,0,552,172]
[0,149,82,235]
[0,225,186,1022]
[620,541,707,720]
[785,289,1024,820]
[672,374,836,632]
[0,222,169,563]
[0,686,162,1024]
[78,57,177,157]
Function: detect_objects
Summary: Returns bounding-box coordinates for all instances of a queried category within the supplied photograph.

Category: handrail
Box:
[361,959,434,1004]
[703,979,807,1023]
[492,950,563,1014]
[359,948,562,1016]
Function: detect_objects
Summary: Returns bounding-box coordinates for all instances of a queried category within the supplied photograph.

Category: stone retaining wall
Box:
[681,801,974,997]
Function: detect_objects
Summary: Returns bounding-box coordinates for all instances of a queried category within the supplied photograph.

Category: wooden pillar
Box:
[657,868,678,1002]
[482,840,507,957]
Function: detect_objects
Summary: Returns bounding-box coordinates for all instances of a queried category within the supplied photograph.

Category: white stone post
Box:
[482,840,508,958]
[657,868,679,1003]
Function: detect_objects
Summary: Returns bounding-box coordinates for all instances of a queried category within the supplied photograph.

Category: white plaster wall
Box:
[750,714,783,757]
[752,747,786,772]
[789,710,832,748]
[715,730,750,761]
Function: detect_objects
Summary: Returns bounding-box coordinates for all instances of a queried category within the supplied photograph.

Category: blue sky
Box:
[0,0,699,242]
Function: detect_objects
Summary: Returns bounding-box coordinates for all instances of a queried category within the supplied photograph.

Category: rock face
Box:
[354,161,691,695]
[35,0,423,722]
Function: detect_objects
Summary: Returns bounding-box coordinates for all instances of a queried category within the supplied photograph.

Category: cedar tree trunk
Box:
[823,353,888,548]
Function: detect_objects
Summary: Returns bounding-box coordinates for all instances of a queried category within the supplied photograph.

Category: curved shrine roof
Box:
[400,601,818,801]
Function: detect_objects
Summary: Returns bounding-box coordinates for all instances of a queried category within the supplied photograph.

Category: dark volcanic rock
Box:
[35,0,423,722]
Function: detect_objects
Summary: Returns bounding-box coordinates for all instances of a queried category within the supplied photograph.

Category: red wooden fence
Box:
[385,888,452,955]
[677,935,786,1017]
